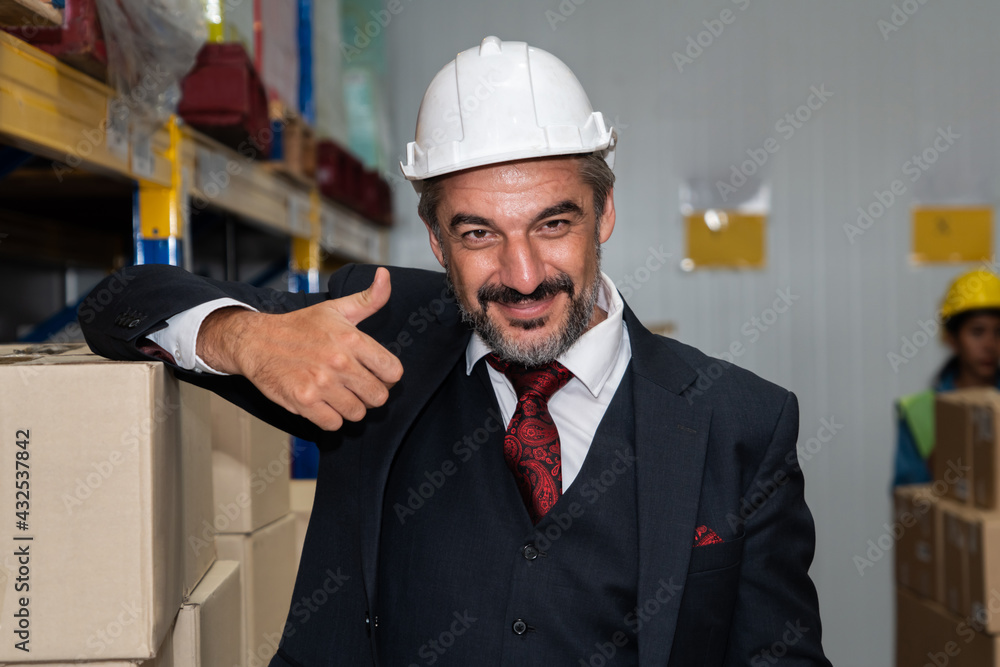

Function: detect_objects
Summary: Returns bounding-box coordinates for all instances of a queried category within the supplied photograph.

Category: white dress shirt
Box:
[149,272,634,491]
[147,298,258,374]
[465,272,632,492]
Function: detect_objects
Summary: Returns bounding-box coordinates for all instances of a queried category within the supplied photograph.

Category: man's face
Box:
[424,156,616,366]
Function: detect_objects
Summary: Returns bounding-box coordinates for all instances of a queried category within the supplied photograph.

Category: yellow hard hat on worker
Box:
[940,268,1000,323]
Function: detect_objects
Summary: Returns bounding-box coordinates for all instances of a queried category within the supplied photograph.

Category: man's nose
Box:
[496,236,546,296]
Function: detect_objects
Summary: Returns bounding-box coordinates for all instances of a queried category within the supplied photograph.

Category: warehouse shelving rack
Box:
[0,30,387,303]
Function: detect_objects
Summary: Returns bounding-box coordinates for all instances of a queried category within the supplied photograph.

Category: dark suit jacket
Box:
[79,262,832,667]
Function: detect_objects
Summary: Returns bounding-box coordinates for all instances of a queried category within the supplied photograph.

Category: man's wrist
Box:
[196,306,260,375]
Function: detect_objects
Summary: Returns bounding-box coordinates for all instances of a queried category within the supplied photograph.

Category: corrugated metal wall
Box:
[384,2,1000,664]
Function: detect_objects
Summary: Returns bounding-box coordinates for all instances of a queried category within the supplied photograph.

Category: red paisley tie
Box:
[486,354,574,525]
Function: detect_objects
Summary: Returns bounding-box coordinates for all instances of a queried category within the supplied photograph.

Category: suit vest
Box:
[374,356,640,666]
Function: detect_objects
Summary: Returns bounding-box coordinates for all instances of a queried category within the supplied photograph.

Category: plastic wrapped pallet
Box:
[94,0,207,136]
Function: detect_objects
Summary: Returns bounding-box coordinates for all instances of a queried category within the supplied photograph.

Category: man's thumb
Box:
[335,267,392,325]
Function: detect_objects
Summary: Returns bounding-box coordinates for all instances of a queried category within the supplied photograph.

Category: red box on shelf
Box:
[4,0,107,81]
[178,43,271,158]
[359,171,393,227]
[316,140,363,210]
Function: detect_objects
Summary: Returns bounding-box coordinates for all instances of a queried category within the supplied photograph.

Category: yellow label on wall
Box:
[911,207,993,264]
[683,210,766,270]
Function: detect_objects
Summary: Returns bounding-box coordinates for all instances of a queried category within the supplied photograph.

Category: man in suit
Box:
[80,37,831,666]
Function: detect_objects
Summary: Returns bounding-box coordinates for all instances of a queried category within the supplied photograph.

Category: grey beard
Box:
[447,267,603,367]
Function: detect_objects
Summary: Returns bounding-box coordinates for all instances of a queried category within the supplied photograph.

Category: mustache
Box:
[476,274,575,311]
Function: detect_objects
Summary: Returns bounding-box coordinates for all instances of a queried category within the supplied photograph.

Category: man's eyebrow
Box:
[531,200,584,224]
[449,213,493,229]
[448,200,585,230]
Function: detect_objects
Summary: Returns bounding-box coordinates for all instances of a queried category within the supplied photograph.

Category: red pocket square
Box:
[693,525,724,546]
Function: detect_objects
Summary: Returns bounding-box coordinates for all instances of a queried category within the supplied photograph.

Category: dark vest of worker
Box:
[374,355,640,665]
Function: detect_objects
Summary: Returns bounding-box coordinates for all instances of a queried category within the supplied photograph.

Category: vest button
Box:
[521,544,539,561]
[512,619,527,635]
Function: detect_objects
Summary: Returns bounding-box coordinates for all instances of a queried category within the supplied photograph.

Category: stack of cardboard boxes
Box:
[210,394,297,667]
[895,388,1000,666]
[0,346,300,666]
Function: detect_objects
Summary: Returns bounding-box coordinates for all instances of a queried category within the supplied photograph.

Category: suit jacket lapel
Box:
[357,308,471,611]
[624,305,713,666]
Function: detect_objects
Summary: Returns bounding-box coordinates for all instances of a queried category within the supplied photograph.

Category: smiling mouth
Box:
[494,294,558,321]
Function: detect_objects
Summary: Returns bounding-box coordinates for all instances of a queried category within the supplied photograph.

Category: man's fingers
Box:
[299,402,344,432]
[333,267,392,326]
[353,336,404,386]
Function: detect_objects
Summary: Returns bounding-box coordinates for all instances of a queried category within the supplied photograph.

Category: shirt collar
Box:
[465,272,625,398]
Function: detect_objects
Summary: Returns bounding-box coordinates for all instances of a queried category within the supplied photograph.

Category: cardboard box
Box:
[0,348,213,660]
[936,393,976,505]
[174,559,244,667]
[942,499,976,616]
[894,484,943,603]
[967,389,1000,510]
[896,587,996,667]
[179,382,217,597]
[216,513,296,665]
[289,479,316,567]
[211,394,290,533]
[18,621,175,665]
[968,510,1000,633]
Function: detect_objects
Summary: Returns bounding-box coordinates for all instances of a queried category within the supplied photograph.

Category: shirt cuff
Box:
[146,298,258,375]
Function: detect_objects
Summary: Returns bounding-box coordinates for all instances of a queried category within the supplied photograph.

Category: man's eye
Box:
[544,220,567,229]
[465,229,490,240]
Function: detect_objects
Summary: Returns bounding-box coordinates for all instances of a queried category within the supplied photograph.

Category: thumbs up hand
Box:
[198,267,404,431]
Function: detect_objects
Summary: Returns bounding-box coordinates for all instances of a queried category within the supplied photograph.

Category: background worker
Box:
[893,268,1000,486]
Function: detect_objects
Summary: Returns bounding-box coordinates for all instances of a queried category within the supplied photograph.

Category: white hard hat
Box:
[400,36,617,191]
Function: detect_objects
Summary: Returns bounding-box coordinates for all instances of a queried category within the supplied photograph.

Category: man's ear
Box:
[598,187,616,244]
[422,218,448,269]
